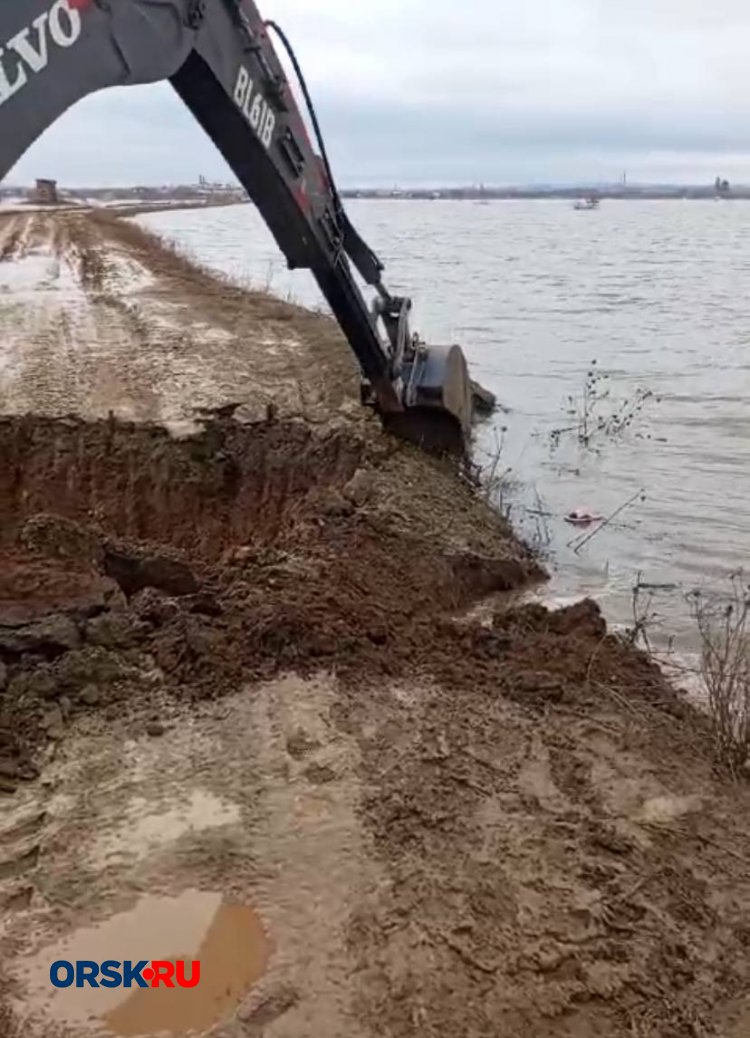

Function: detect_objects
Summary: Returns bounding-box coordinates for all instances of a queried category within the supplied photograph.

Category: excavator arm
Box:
[0,0,474,452]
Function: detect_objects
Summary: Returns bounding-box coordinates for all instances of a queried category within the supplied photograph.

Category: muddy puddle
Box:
[17,891,271,1037]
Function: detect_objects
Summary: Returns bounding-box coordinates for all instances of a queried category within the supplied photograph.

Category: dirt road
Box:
[1,210,749,1038]
[0,208,359,431]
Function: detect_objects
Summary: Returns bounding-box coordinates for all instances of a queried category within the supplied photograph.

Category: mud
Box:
[0,208,359,430]
[1,209,749,1038]
[0,410,539,765]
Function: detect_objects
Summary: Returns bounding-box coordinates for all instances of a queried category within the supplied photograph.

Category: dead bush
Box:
[688,574,750,774]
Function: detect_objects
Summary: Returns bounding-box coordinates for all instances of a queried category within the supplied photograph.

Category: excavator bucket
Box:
[383,343,474,456]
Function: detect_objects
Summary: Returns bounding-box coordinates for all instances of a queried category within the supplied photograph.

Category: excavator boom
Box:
[0,0,475,452]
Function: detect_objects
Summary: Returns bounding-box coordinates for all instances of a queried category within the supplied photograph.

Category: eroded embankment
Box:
[0,412,540,773]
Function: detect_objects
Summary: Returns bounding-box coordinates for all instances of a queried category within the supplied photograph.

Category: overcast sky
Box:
[8,0,750,186]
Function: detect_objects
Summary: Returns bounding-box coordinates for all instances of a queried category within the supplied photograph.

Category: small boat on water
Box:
[573,196,600,210]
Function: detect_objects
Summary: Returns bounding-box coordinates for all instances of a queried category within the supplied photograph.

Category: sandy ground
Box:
[0,210,749,1038]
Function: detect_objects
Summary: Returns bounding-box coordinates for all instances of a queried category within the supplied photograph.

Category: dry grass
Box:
[688,573,750,775]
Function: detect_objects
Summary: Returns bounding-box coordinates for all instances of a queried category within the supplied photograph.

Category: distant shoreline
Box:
[339,189,745,201]
[2,186,745,207]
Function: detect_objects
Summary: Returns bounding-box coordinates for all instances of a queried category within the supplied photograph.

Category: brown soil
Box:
[0,410,539,759]
[0,210,749,1038]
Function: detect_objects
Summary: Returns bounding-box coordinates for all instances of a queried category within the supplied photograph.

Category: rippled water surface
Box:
[139,200,750,649]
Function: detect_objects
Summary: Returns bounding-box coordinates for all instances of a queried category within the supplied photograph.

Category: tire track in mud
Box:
[0,803,45,915]
[0,212,178,423]
[0,212,46,263]
[0,215,106,418]
[0,218,24,262]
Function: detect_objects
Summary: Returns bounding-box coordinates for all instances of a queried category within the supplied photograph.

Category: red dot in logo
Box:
[142,967,155,982]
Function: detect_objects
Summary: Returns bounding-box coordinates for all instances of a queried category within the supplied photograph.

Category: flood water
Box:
[138,200,750,652]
